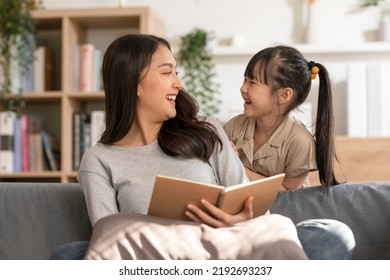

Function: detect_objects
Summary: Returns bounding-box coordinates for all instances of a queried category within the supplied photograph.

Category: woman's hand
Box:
[185,196,254,228]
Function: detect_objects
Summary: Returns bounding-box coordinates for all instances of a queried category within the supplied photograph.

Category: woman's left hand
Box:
[185,196,254,228]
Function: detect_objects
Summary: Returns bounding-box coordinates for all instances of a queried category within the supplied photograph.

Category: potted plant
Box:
[176,28,220,117]
[359,0,390,41]
[0,0,40,110]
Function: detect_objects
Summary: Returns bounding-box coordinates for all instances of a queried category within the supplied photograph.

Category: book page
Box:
[220,173,285,218]
[148,175,224,221]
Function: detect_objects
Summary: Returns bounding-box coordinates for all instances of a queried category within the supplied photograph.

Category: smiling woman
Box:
[135,46,182,127]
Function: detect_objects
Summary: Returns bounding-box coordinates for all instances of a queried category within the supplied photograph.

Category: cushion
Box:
[84,212,308,260]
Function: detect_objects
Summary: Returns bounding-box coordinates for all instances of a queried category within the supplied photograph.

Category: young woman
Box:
[50,35,354,260]
[224,45,339,191]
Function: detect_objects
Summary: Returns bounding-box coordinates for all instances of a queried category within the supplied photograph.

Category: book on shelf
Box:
[29,132,44,172]
[148,173,285,221]
[72,112,89,170]
[28,116,43,172]
[13,117,22,172]
[94,48,102,92]
[72,45,80,92]
[34,46,54,92]
[80,113,91,157]
[41,131,58,171]
[10,50,21,94]
[72,112,82,171]
[75,44,102,92]
[79,44,95,92]
[0,111,16,173]
[20,114,30,172]
[91,110,105,146]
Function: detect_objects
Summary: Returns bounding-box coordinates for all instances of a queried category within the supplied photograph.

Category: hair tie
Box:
[308,61,319,80]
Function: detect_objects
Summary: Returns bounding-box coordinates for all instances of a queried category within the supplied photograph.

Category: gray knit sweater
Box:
[78,117,248,226]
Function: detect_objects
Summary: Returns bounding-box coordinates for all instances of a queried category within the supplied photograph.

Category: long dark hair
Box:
[99,34,222,161]
[245,45,339,188]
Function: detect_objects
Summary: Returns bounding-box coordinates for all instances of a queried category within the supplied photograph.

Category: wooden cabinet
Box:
[0,7,163,182]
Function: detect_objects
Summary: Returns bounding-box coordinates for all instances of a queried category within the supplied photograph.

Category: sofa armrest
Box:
[0,183,92,260]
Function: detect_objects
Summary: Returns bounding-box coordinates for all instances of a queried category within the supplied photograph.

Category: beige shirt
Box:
[223,114,317,187]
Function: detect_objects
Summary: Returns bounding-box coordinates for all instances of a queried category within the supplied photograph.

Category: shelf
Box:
[0,171,62,178]
[4,92,62,102]
[0,172,62,182]
[212,42,390,56]
[67,92,105,100]
[211,42,390,62]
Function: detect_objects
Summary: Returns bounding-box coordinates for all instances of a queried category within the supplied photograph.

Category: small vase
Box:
[379,17,390,42]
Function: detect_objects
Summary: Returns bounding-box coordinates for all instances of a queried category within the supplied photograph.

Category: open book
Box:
[147,173,285,221]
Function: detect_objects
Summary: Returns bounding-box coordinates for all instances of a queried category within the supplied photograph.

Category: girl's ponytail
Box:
[311,62,339,188]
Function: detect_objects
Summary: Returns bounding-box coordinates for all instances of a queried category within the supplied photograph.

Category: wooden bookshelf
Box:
[0,7,163,183]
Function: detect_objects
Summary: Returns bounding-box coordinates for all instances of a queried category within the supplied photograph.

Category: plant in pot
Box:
[0,0,40,111]
[176,28,220,117]
[359,0,390,41]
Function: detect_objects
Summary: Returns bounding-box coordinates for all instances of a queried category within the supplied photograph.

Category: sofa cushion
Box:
[0,183,92,260]
[270,182,390,259]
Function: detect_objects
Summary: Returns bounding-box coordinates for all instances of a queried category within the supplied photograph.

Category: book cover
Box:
[91,110,105,146]
[9,43,21,94]
[0,111,16,173]
[29,132,44,172]
[80,112,90,158]
[72,112,88,170]
[72,112,81,170]
[148,173,285,221]
[94,48,102,92]
[34,46,54,92]
[72,45,80,91]
[41,131,58,171]
[20,114,30,172]
[28,115,42,171]
[13,117,22,172]
[79,44,95,92]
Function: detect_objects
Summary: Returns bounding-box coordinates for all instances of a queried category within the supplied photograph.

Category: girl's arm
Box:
[246,167,309,191]
[281,171,309,191]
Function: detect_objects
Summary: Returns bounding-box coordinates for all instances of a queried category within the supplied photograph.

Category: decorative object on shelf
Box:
[359,0,390,41]
[177,28,221,116]
[118,0,126,8]
[229,34,244,47]
[0,0,41,110]
[303,0,319,44]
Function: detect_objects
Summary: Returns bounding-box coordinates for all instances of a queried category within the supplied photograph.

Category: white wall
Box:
[43,0,380,44]
[43,0,388,134]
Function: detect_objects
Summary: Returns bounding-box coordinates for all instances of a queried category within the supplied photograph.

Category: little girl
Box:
[224,45,339,191]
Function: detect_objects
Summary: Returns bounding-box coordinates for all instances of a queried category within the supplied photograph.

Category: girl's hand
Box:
[185,196,254,228]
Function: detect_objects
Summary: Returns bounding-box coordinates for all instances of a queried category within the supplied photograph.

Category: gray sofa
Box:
[0,181,389,260]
